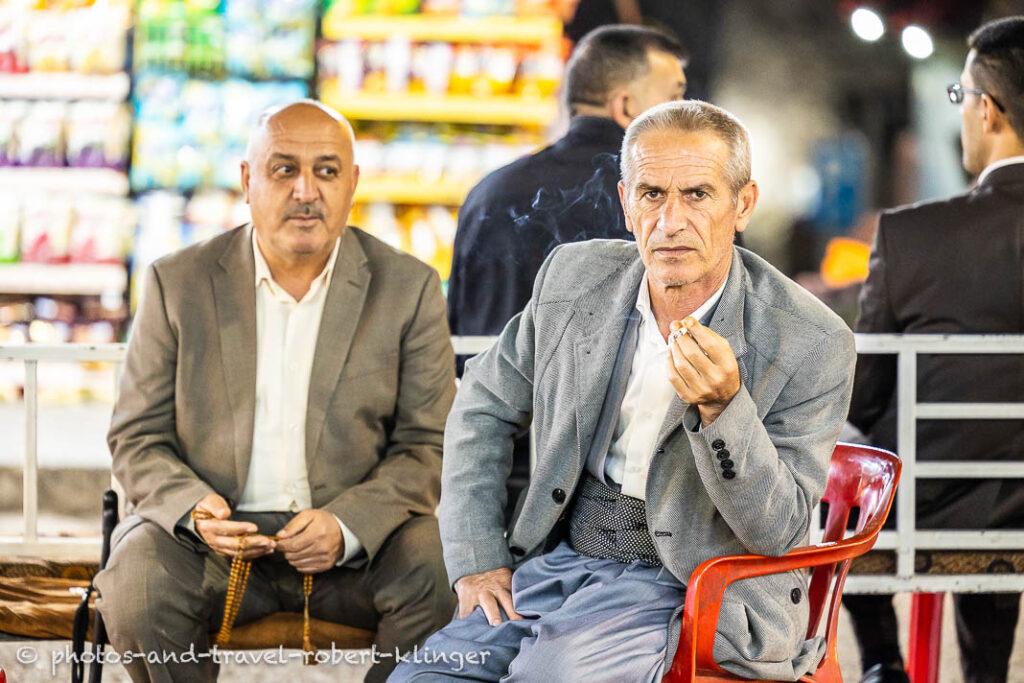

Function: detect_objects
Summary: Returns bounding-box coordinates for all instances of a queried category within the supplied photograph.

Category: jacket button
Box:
[510,546,525,557]
[721,459,734,470]
[790,588,801,604]
[716,449,730,460]
[711,439,726,451]
[552,488,566,504]
[722,470,736,480]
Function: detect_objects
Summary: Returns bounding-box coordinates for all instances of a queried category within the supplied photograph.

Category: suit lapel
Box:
[573,255,646,466]
[305,228,371,484]
[212,226,258,501]
[655,248,750,446]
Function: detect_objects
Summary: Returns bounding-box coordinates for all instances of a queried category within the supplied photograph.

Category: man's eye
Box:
[318,167,339,177]
[642,190,663,200]
[691,190,708,200]
[273,165,295,176]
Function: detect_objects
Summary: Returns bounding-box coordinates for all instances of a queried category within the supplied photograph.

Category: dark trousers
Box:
[843,592,1021,683]
[95,512,455,683]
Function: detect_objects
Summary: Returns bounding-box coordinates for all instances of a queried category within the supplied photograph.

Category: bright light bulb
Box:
[902,25,934,59]
[851,8,885,42]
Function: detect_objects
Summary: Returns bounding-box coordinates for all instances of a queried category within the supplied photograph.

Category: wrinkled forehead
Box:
[629,130,730,184]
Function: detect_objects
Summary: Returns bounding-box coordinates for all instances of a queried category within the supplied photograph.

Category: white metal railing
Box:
[4,335,1024,593]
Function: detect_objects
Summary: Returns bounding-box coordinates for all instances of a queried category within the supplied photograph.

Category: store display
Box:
[0,99,131,169]
[0,2,130,75]
[134,0,316,80]
[0,0,565,401]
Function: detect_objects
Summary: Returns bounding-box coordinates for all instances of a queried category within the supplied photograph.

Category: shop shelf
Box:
[0,263,127,296]
[322,14,562,45]
[323,90,558,125]
[0,167,130,196]
[355,175,476,204]
[0,72,130,100]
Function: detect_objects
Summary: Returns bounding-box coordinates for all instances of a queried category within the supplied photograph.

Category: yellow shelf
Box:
[323,14,562,45]
[324,89,558,125]
[355,175,475,205]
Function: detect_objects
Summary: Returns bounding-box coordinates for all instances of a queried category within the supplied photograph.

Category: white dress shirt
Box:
[977,156,1024,186]
[604,274,727,499]
[235,227,361,564]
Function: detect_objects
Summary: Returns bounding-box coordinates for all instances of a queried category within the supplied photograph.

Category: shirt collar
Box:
[251,225,342,301]
[977,156,1024,186]
[635,274,727,349]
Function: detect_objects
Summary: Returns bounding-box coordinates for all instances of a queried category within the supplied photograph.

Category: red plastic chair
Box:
[664,443,901,683]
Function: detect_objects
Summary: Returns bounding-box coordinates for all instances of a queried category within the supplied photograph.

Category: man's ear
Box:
[618,180,635,234]
[240,161,251,204]
[982,94,1004,135]
[609,89,633,129]
[733,181,759,234]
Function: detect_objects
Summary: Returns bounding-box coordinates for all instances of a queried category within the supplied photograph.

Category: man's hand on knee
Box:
[276,509,343,574]
[193,493,277,560]
[454,567,523,626]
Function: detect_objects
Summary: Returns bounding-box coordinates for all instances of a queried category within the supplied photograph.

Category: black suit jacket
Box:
[447,116,632,349]
[850,161,1024,529]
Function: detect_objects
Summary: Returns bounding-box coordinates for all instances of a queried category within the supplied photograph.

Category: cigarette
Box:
[668,322,710,358]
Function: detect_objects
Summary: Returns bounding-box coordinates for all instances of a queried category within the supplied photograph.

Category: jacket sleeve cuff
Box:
[333,514,365,566]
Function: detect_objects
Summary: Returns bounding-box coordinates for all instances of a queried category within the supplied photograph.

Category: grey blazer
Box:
[439,240,856,679]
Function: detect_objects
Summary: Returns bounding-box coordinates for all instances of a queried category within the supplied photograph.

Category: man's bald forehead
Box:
[246,100,354,162]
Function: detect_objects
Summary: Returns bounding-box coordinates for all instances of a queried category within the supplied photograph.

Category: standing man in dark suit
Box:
[447,24,687,513]
[844,16,1024,683]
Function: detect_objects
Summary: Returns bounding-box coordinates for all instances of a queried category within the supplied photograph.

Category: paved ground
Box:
[2,592,1023,682]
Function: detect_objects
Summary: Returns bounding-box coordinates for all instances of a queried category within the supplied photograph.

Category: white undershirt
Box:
[604,274,726,499]
[236,227,361,563]
[976,156,1024,186]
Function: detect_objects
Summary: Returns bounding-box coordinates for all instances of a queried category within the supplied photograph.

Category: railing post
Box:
[23,359,38,543]
[896,350,916,579]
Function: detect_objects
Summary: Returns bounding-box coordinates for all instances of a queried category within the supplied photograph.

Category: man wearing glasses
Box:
[845,16,1024,683]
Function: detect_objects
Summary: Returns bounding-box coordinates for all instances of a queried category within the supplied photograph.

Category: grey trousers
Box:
[388,541,684,682]
[94,511,455,683]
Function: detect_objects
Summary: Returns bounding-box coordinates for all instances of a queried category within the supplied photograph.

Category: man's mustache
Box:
[284,204,325,220]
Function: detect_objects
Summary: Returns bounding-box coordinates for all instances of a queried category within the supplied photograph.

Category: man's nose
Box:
[657,194,686,234]
[292,170,318,202]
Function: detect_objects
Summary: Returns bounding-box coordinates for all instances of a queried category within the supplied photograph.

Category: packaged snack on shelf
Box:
[0,7,28,74]
[384,35,412,93]
[70,197,135,264]
[16,100,65,167]
[514,43,563,97]
[20,193,73,264]
[448,44,480,94]
[24,10,69,72]
[475,45,518,96]
[410,42,453,94]
[68,4,130,74]
[65,101,131,169]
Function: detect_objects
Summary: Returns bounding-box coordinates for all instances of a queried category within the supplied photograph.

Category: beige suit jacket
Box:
[108,225,455,562]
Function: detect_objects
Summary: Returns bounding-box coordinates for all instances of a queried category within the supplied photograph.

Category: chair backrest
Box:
[805,442,901,639]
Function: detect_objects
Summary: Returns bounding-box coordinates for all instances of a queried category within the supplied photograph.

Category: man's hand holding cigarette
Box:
[666,316,741,427]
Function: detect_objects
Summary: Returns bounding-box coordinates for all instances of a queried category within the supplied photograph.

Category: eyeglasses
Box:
[947,82,1005,113]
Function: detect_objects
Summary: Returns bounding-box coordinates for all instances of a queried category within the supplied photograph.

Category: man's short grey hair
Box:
[620,100,752,198]
[244,99,353,162]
